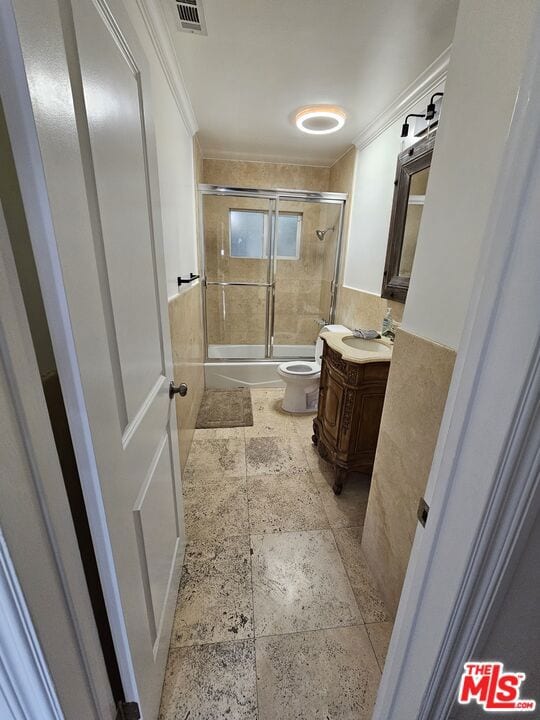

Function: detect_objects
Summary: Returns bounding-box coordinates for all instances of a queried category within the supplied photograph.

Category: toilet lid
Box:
[280,361,320,376]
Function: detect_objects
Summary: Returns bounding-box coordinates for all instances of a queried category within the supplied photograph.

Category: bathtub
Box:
[205,344,315,389]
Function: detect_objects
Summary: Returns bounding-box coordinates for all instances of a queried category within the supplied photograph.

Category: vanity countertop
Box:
[323,332,393,364]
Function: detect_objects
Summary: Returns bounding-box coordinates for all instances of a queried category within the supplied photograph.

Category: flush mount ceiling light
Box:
[295,105,346,135]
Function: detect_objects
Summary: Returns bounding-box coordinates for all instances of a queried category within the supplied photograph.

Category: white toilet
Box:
[277,324,349,413]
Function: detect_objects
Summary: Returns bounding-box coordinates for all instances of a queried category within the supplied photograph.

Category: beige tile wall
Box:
[328,146,356,248]
[274,200,340,345]
[168,282,205,470]
[361,328,456,616]
[328,147,355,319]
[335,286,404,333]
[202,159,330,191]
[206,284,267,346]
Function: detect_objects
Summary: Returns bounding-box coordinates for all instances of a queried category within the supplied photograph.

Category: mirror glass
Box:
[398,166,430,277]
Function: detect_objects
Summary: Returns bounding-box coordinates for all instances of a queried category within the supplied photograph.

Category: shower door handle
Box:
[169,381,188,398]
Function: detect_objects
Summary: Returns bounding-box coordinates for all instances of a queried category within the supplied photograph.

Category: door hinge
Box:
[116,701,141,720]
[417,497,430,527]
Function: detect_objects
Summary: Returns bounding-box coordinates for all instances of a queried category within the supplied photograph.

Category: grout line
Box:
[245,438,261,720]
[364,624,386,676]
[171,619,368,652]
[172,619,371,653]
[190,521,363,545]
[249,526,335,540]
[168,635,256,653]
[329,526,366,624]
[183,532,251,553]
[328,527,387,675]
[254,620,365,642]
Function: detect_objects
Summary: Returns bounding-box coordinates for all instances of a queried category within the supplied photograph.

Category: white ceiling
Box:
[167,0,459,166]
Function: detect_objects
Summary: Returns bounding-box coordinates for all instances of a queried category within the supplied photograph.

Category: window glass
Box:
[230,210,265,258]
[277,214,300,258]
[229,210,301,259]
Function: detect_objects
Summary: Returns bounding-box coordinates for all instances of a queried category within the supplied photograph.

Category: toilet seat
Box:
[278,361,320,377]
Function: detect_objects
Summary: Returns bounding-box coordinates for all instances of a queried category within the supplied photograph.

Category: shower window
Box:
[229,209,301,259]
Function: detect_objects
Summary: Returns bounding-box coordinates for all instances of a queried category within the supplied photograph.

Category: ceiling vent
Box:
[174,0,207,35]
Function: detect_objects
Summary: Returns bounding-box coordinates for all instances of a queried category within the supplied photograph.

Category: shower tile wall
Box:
[202,160,338,350]
[327,147,356,320]
[336,286,404,333]
[202,159,329,192]
[169,283,205,468]
[273,200,341,346]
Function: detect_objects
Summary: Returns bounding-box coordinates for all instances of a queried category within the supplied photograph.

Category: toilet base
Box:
[281,380,319,413]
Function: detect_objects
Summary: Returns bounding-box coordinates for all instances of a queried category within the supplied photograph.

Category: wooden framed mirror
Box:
[382,132,435,303]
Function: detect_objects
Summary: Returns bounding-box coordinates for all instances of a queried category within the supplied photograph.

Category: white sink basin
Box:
[342,336,390,353]
[322,331,393,364]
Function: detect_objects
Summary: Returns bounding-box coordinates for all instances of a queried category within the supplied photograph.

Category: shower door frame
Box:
[198,184,347,363]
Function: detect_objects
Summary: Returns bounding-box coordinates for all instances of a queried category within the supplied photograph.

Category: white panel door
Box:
[14,0,186,716]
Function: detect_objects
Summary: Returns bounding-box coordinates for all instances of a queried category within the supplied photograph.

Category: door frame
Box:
[0,191,113,715]
[0,529,63,720]
[374,11,540,718]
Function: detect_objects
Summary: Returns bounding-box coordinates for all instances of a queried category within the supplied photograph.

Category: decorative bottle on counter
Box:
[382,307,393,337]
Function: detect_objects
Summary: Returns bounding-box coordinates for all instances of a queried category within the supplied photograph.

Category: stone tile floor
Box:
[159,388,393,720]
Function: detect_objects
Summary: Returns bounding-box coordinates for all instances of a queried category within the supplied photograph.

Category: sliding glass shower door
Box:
[200,187,345,361]
[272,197,343,359]
[202,192,275,359]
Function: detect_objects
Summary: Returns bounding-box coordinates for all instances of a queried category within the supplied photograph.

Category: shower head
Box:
[316,226,335,242]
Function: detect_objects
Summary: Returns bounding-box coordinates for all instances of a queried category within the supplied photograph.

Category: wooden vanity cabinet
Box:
[312,339,390,494]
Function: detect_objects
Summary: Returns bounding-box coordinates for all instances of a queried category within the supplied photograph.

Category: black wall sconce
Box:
[401,113,426,138]
[426,92,444,120]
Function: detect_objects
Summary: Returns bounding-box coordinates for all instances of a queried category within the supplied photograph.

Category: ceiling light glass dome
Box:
[295,105,347,135]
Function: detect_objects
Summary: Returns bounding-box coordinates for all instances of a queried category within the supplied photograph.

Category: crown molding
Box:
[134,0,198,136]
[352,45,452,152]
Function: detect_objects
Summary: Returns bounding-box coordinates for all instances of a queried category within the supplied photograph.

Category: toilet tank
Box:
[315,324,349,364]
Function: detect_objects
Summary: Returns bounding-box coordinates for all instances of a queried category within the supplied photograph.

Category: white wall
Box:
[152,82,197,299]
[345,0,535,350]
[343,86,444,296]
[403,0,537,348]
[122,2,198,300]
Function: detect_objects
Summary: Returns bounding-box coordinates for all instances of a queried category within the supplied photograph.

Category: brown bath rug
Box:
[195,388,253,428]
